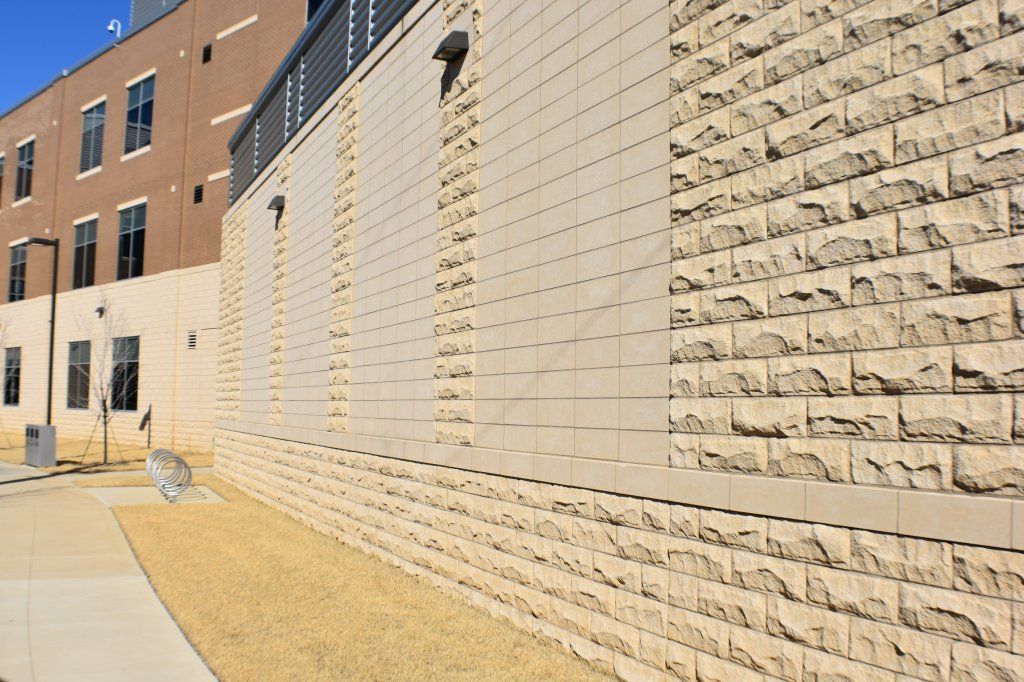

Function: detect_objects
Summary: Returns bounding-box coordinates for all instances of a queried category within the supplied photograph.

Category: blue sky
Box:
[0,0,129,113]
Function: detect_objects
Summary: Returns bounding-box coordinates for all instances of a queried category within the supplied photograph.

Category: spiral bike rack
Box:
[146,449,193,502]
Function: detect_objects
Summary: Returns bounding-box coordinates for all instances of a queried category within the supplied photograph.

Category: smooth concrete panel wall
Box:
[240,178,279,423]
[281,119,334,432]
[0,263,219,452]
[349,6,443,443]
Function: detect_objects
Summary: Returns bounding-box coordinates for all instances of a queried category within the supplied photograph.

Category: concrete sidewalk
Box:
[0,461,214,681]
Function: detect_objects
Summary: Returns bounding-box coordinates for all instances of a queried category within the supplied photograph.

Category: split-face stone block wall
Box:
[668,0,1024,505]
[434,0,483,446]
[217,0,1024,678]
[328,88,360,433]
[269,155,292,425]
[218,201,249,422]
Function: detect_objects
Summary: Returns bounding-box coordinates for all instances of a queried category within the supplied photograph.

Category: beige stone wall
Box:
[328,87,360,433]
[669,0,1024,514]
[217,428,1024,680]
[0,263,219,451]
[218,202,248,422]
[435,0,483,446]
[217,0,1024,677]
[269,155,292,425]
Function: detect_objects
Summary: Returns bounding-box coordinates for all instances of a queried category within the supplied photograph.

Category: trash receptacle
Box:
[25,425,56,467]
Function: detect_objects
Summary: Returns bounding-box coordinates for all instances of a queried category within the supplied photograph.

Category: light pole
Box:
[11,237,59,425]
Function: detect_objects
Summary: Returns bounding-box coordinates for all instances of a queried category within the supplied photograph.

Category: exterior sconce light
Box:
[268,195,286,230]
[432,30,469,62]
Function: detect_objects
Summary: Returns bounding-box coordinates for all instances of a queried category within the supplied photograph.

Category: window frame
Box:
[79,101,106,173]
[4,347,21,407]
[117,203,146,281]
[73,219,98,289]
[124,76,155,154]
[110,336,139,412]
[67,340,91,410]
[15,140,34,201]
[8,244,26,303]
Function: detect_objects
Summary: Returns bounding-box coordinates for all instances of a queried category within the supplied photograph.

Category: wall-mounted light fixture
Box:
[268,194,286,230]
[432,30,469,62]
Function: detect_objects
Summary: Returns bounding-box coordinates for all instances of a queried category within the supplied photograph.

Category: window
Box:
[4,348,20,406]
[80,102,106,173]
[187,330,197,349]
[193,184,204,204]
[67,341,91,409]
[110,336,139,411]
[202,44,212,63]
[8,245,26,302]
[15,140,33,200]
[307,0,327,21]
[124,76,154,154]
[117,203,146,280]
[0,156,5,201]
[73,220,97,289]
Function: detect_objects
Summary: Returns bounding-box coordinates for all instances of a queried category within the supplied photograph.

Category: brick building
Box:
[0,0,307,451]
[218,0,1024,678]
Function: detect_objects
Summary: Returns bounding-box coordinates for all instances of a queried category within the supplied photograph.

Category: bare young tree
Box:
[81,295,126,465]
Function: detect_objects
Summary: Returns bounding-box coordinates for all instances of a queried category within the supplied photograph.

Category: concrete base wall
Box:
[0,263,219,453]
[217,428,1024,681]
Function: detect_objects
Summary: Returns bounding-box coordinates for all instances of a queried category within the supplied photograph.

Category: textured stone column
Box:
[217,200,248,421]
[328,86,360,433]
[434,0,482,446]
[269,155,292,425]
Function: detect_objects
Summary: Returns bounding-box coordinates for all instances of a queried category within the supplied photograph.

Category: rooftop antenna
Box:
[107,19,122,39]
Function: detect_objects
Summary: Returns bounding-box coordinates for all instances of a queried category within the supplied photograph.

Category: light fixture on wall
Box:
[432,30,469,62]
[268,194,286,230]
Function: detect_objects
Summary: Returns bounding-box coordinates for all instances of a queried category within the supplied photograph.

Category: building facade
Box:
[0,0,307,451]
[218,0,1024,678]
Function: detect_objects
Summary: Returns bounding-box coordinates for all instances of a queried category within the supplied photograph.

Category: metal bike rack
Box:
[145,449,193,502]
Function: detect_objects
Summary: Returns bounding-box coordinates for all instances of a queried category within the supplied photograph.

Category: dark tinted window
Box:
[117,203,146,280]
[306,0,327,21]
[4,347,20,406]
[124,76,154,154]
[73,220,98,289]
[80,102,106,173]
[202,44,212,63]
[110,336,139,411]
[0,156,5,202]
[15,140,33,200]
[8,245,26,302]
[67,341,91,409]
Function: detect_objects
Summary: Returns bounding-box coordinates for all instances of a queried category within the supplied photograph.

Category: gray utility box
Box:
[25,425,56,467]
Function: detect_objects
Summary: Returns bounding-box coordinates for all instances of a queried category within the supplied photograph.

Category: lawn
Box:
[107,475,611,681]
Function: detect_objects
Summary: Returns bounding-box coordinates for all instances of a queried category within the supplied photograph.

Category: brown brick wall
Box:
[0,0,306,303]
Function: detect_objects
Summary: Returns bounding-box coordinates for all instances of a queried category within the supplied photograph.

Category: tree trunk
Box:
[102,399,108,465]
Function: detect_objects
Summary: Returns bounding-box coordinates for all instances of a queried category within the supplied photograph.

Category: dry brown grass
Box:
[0,432,212,473]
[113,476,612,682]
